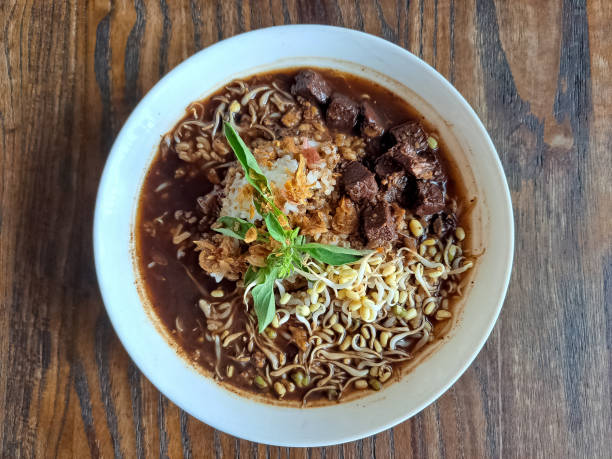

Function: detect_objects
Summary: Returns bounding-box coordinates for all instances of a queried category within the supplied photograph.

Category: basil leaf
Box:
[252,192,283,220]
[265,213,287,245]
[292,252,305,271]
[223,122,270,196]
[251,267,278,332]
[243,266,259,286]
[252,194,266,216]
[290,227,300,243]
[298,243,370,266]
[213,216,255,240]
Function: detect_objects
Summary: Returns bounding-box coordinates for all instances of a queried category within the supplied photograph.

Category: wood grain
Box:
[1,0,610,457]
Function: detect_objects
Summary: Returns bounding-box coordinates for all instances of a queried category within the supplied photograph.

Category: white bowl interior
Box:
[94,25,513,446]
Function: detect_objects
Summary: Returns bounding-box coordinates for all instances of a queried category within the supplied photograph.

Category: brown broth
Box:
[135,67,470,404]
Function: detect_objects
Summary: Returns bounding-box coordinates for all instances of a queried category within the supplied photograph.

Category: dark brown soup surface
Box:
[136,68,474,405]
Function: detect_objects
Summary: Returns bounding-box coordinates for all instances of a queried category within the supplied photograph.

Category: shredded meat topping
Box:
[293,210,329,237]
[332,197,359,235]
[283,154,313,204]
[194,235,245,280]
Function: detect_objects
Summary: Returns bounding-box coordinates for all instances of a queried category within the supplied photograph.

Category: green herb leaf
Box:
[213,216,255,240]
[243,266,259,286]
[252,194,266,216]
[298,243,370,266]
[251,267,279,332]
[290,227,300,242]
[292,252,305,271]
[265,213,287,245]
[223,122,270,196]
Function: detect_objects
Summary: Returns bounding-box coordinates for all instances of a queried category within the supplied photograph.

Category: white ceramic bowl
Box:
[94,25,513,446]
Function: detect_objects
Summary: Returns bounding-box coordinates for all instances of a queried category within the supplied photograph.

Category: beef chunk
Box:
[414,181,446,216]
[365,136,385,157]
[361,101,386,138]
[342,161,378,203]
[326,93,360,131]
[383,172,409,206]
[390,121,428,152]
[374,151,402,177]
[361,137,385,171]
[291,70,332,105]
[409,152,445,181]
[362,201,397,245]
[375,141,446,181]
[430,212,457,237]
[374,143,419,177]
[393,142,444,181]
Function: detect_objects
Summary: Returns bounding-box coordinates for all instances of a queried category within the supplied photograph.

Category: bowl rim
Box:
[94,24,514,446]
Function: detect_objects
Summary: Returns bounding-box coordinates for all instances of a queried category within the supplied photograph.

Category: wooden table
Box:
[1,1,610,457]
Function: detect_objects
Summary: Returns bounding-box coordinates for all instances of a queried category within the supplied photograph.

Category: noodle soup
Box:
[136,68,474,404]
